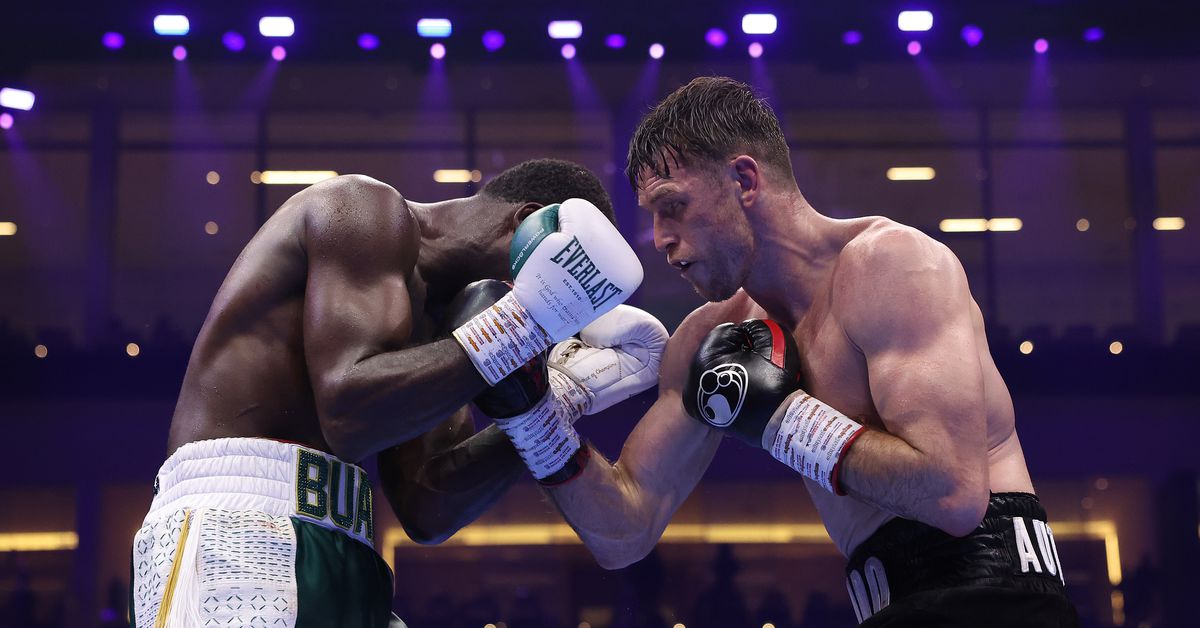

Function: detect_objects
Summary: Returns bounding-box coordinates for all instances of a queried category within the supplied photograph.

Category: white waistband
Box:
[146,437,376,547]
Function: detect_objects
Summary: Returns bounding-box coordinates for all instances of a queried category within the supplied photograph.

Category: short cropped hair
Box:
[483,158,615,225]
[626,76,793,189]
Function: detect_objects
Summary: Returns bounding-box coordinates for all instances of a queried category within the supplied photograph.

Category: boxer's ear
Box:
[511,202,543,229]
[730,155,761,207]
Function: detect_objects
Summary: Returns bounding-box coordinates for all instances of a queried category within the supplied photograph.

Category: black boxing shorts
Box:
[844,492,1079,627]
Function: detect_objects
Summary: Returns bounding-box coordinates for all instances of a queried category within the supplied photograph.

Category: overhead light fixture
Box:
[0,532,79,552]
[254,170,339,185]
[939,218,1024,233]
[897,11,933,32]
[433,169,482,183]
[259,17,295,38]
[153,15,190,36]
[0,87,36,111]
[1152,217,1185,231]
[548,21,582,40]
[886,167,935,181]
[742,14,778,35]
[417,18,452,38]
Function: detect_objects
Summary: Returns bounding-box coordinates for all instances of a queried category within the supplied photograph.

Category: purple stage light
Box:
[843,30,863,46]
[222,32,245,52]
[430,43,446,60]
[1083,27,1104,42]
[102,32,124,50]
[358,33,379,50]
[0,113,12,130]
[961,25,983,48]
[705,28,728,48]
[172,45,187,61]
[561,43,576,59]
[748,42,763,58]
[605,34,626,49]
[271,45,287,61]
[907,40,922,56]
[482,30,505,52]
[649,43,664,59]
[1034,38,1049,54]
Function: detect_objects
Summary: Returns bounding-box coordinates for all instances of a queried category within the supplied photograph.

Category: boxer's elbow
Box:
[399,515,457,546]
[593,535,657,571]
[316,375,389,461]
[589,510,664,570]
[932,471,988,537]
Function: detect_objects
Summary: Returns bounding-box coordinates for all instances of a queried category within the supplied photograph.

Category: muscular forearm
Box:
[389,425,527,544]
[545,445,665,570]
[325,338,488,460]
[839,429,988,536]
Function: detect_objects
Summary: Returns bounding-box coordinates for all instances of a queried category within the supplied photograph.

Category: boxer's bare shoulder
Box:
[168,174,423,454]
[298,175,418,263]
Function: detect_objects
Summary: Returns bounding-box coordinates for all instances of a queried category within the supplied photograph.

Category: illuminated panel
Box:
[433,169,482,183]
[0,532,79,552]
[886,167,935,181]
[383,519,1123,589]
[256,170,339,185]
[153,15,190,36]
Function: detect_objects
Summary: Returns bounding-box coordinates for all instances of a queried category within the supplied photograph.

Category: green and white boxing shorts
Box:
[130,438,399,628]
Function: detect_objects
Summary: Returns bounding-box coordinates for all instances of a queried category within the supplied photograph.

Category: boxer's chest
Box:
[791,296,882,430]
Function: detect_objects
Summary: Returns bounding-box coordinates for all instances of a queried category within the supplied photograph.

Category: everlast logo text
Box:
[548,237,623,310]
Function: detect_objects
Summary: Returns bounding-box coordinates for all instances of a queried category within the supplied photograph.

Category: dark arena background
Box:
[1,1,1199,627]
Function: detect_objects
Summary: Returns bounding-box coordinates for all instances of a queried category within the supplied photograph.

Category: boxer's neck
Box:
[742,192,848,328]
[408,198,507,305]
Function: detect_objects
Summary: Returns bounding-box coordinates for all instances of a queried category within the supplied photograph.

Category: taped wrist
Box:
[493,391,581,480]
[768,393,866,495]
[548,362,590,422]
[453,292,553,386]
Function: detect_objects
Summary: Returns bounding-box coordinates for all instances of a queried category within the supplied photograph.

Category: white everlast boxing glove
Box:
[453,198,644,386]
[546,305,669,423]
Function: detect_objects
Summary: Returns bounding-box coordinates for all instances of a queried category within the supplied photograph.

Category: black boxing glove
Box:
[684,319,867,496]
[682,319,802,447]
[445,280,549,418]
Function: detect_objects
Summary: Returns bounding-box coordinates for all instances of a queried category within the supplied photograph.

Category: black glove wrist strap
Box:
[537,442,591,487]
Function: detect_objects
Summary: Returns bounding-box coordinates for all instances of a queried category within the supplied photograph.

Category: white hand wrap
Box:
[493,392,581,480]
[452,292,553,385]
[767,393,866,495]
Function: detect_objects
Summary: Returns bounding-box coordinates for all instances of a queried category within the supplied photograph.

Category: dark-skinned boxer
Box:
[129,159,664,628]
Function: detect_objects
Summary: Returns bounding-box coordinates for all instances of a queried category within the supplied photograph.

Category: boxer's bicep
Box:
[300,177,418,418]
[841,230,988,487]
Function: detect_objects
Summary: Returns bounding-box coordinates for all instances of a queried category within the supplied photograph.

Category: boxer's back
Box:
[166,178,420,456]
